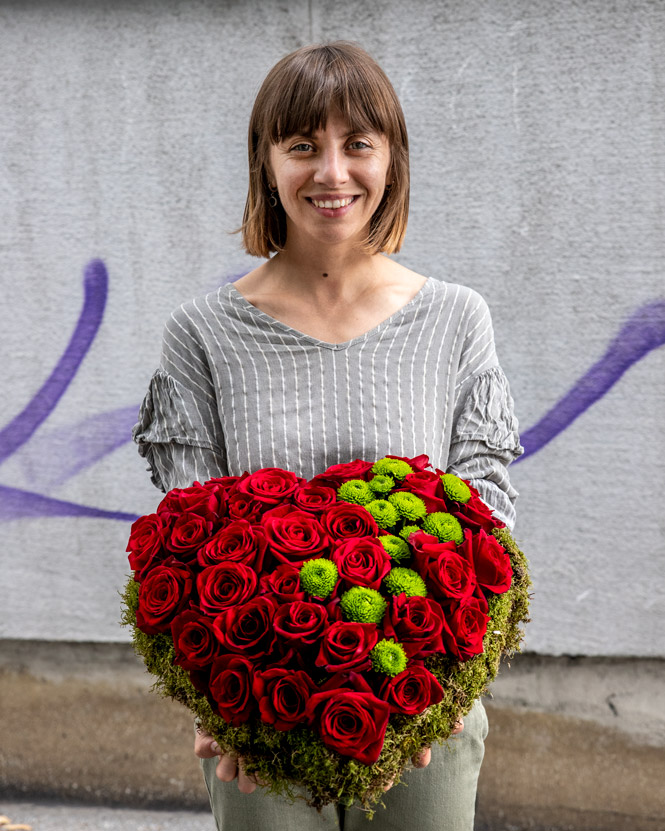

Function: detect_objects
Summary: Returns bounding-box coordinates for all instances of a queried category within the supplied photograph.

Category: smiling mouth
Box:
[307,196,358,210]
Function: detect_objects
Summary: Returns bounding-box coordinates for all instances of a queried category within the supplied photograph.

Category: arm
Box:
[447,294,523,529]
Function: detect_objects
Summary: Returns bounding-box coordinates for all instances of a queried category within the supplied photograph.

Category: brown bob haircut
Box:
[241,41,410,258]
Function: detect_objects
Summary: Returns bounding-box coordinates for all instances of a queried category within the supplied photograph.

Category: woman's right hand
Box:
[194,728,261,793]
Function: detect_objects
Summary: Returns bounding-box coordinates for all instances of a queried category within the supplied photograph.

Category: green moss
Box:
[383,567,427,598]
[120,525,530,818]
[422,512,464,545]
[378,534,411,563]
[337,479,374,505]
[300,558,338,599]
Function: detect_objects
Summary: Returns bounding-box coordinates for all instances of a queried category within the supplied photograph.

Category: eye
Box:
[348,140,371,150]
[290,142,313,153]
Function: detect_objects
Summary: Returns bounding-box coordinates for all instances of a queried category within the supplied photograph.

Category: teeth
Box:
[312,197,354,209]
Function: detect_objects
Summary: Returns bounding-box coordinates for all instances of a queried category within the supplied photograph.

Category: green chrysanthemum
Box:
[422,511,464,545]
[364,499,400,530]
[398,524,421,542]
[340,587,387,624]
[337,479,374,505]
[299,558,338,599]
[370,639,408,677]
[387,491,427,522]
[383,567,428,598]
[378,534,411,563]
[370,457,413,481]
[440,473,472,504]
[368,473,395,495]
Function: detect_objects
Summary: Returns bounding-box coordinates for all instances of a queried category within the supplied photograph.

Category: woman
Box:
[134,41,522,831]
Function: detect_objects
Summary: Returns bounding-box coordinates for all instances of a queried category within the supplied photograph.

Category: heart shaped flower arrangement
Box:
[122,454,529,813]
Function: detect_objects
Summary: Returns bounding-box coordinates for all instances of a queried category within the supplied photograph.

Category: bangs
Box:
[262,44,400,144]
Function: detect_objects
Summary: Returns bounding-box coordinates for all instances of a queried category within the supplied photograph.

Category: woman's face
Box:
[267,111,391,251]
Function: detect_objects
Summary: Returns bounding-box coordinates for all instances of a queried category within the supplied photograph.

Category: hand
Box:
[194,727,262,794]
[382,717,464,792]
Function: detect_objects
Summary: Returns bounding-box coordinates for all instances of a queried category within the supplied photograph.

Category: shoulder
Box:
[425,277,491,321]
[166,284,234,337]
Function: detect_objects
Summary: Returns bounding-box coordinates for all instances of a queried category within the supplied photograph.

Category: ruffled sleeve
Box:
[447,365,523,529]
[132,369,227,492]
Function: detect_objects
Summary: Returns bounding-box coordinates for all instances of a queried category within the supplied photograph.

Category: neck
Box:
[267,241,387,305]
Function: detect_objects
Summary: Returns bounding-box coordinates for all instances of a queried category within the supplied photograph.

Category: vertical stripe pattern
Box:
[133,277,523,527]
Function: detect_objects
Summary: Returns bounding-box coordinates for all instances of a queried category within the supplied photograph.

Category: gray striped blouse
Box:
[133,276,523,528]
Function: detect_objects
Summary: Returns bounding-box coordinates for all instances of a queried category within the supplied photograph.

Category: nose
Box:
[313,145,349,187]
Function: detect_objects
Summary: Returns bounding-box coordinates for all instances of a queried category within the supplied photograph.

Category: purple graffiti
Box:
[0,259,107,465]
[0,260,138,522]
[0,484,138,522]
[19,405,139,490]
[516,299,665,462]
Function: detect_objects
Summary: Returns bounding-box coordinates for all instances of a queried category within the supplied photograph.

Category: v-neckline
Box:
[226,277,432,351]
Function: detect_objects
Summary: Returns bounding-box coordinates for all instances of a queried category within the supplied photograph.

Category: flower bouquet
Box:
[122,454,530,813]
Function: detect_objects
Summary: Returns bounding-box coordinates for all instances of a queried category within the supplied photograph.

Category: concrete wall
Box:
[1,2,664,652]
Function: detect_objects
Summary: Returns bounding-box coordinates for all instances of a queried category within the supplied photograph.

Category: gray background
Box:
[1,0,664,656]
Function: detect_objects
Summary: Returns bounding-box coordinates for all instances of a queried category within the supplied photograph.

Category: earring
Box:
[268,186,279,208]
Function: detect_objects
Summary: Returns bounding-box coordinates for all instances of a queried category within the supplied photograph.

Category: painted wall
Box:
[1,0,663,655]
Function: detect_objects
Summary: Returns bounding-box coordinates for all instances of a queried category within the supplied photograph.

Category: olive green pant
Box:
[200,699,488,831]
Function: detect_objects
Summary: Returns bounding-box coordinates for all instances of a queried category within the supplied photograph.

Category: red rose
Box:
[208,654,255,726]
[196,562,258,615]
[259,563,306,603]
[165,511,214,559]
[403,470,444,498]
[412,537,477,601]
[198,519,267,571]
[213,596,278,658]
[331,538,391,590]
[379,665,444,715]
[383,594,446,658]
[443,595,489,661]
[263,509,331,565]
[171,609,221,670]
[252,668,317,731]
[460,529,512,594]
[227,492,265,523]
[273,601,328,645]
[135,557,193,634]
[309,459,374,489]
[315,621,378,672]
[204,475,243,498]
[451,488,505,532]
[385,453,432,473]
[234,467,305,506]
[320,503,379,540]
[126,512,170,578]
[306,674,391,765]
[157,482,224,520]
[293,484,338,514]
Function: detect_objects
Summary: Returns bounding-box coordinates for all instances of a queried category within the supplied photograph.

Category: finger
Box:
[411,747,431,768]
[194,731,223,759]
[237,758,258,794]
[451,718,464,735]
[382,777,396,792]
[216,754,240,783]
